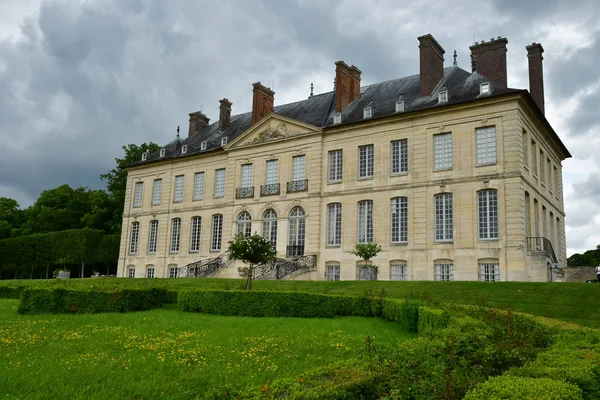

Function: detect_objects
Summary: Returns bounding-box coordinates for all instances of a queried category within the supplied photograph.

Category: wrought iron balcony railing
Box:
[254,254,317,280]
[287,179,308,193]
[286,245,305,258]
[260,183,280,196]
[235,187,254,199]
[526,237,558,263]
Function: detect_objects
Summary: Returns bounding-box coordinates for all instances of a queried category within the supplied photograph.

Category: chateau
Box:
[117,34,570,282]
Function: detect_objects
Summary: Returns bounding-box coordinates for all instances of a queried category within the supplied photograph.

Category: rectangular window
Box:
[266,160,278,185]
[241,164,253,188]
[540,150,545,183]
[193,172,205,200]
[435,263,454,281]
[129,222,139,254]
[326,265,340,281]
[554,166,558,194]
[173,175,184,203]
[327,203,342,246]
[363,107,372,119]
[211,214,223,251]
[357,200,374,243]
[531,140,538,175]
[390,263,407,281]
[148,220,158,253]
[478,190,498,240]
[147,267,155,279]
[476,126,497,165]
[435,193,453,242]
[152,179,162,205]
[190,216,202,252]
[170,218,181,253]
[358,145,374,178]
[547,158,552,189]
[328,150,343,182]
[391,139,408,174]
[169,267,178,278]
[433,133,452,170]
[391,197,408,243]
[214,168,226,197]
[128,267,135,278]
[395,101,404,112]
[523,130,528,168]
[133,182,143,207]
[479,262,500,281]
[292,155,306,181]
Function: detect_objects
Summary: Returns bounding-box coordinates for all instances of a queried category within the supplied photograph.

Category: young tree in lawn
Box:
[352,242,382,279]
[228,233,277,290]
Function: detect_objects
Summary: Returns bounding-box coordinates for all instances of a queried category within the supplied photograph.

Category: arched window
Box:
[261,209,278,247]
[287,206,305,257]
[237,211,252,237]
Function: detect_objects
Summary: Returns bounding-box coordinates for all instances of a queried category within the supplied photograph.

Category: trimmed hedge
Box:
[463,376,583,400]
[417,306,450,334]
[0,285,25,299]
[17,287,169,314]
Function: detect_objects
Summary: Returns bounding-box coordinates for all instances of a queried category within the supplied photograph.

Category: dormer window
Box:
[480,82,490,95]
[221,137,228,146]
[333,113,342,125]
[395,101,405,112]
[363,107,372,119]
[141,152,148,161]
[200,141,207,150]
[438,91,448,103]
[181,145,187,154]
[159,148,166,157]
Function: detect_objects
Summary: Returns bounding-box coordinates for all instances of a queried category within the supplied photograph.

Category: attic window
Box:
[438,91,448,103]
[200,141,207,150]
[363,107,372,119]
[333,113,342,125]
[395,101,405,112]
[480,82,490,95]
[159,148,166,157]
[181,145,188,154]
[141,152,148,161]
[221,137,228,146]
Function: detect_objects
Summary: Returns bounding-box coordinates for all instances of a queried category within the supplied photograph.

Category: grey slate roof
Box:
[131,65,569,167]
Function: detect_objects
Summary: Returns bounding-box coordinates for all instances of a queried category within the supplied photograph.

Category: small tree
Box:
[352,243,382,279]
[228,233,277,290]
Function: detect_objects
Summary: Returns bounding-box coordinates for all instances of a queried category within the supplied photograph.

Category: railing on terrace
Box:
[178,250,232,278]
[235,187,254,199]
[526,237,557,263]
[287,179,308,193]
[254,254,317,280]
[260,183,280,196]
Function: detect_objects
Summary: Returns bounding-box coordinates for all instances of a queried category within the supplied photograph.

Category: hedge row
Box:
[463,376,583,400]
[0,285,25,299]
[17,287,170,314]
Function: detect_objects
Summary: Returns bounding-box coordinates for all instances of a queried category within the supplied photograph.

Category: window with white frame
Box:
[221,137,228,146]
[390,262,408,281]
[292,155,306,182]
[391,197,408,243]
[214,168,226,197]
[201,141,207,150]
[357,263,377,280]
[357,200,373,243]
[159,148,166,157]
[169,266,178,278]
[327,203,342,246]
[358,145,374,178]
[479,261,500,281]
[478,190,498,240]
[363,107,372,119]
[333,113,342,124]
[241,164,253,188]
[147,267,155,279]
[152,179,162,205]
[438,91,448,103]
[391,139,408,174]
[170,218,181,253]
[129,222,139,254]
[237,211,252,237]
[328,150,343,183]
[128,267,135,278]
[261,209,278,247]
[287,207,306,257]
[211,214,223,251]
[190,216,201,252]
[181,145,187,154]
[476,126,497,165]
[141,152,147,161]
[193,172,204,200]
[480,82,490,95]
[133,182,143,207]
[433,133,452,170]
[435,193,453,242]
[435,262,454,281]
[173,175,184,203]
[326,264,340,281]
[265,160,278,185]
[148,220,158,253]
[395,101,405,112]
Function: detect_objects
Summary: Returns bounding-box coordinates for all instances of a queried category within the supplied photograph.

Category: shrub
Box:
[0,285,25,299]
[417,306,449,334]
[463,376,583,400]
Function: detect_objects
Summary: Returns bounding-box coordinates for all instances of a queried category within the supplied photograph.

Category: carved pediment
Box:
[246,122,290,145]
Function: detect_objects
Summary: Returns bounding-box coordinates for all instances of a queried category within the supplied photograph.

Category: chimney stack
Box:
[251,82,275,125]
[526,42,545,114]
[219,98,232,131]
[335,61,362,112]
[469,37,508,87]
[188,111,210,137]
[418,34,446,97]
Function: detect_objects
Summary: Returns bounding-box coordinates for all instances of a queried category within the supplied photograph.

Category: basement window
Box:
[181,145,188,154]
[480,82,490,95]
[395,101,405,112]
[363,107,372,119]
[333,113,342,125]
[159,148,166,157]
[438,91,448,103]
[200,141,207,150]
[221,137,228,146]
[141,152,147,161]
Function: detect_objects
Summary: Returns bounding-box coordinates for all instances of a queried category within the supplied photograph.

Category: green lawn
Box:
[0,299,413,399]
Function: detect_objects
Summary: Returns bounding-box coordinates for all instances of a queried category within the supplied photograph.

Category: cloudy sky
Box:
[1,0,599,255]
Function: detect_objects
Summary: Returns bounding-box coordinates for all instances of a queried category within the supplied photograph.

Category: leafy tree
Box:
[567,245,600,267]
[352,242,382,266]
[228,233,277,290]
[0,197,23,239]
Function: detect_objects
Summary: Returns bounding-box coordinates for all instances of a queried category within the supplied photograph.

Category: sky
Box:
[0,0,599,256]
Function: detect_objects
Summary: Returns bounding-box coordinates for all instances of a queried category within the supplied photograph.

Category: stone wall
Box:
[563,267,597,282]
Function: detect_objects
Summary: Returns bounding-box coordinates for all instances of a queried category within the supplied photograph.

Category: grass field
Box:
[0,299,413,399]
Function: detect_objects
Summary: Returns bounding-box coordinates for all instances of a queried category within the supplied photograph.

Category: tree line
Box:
[567,245,600,267]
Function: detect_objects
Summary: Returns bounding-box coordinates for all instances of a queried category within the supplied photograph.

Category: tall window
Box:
[547,158,551,188]
[435,262,454,281]
[211,214,223,251]
[287,207,305,257]
[128,267,135,278]
[328,150,343,182]
[169,266,178,278]
[391,139,408,174]
[170,218,181,253]
[391,197,408,243]
[147,266,155,279]
[523,130,528,168]
[237,211,252,237]
[433,133,452,170]
[193,172,204,200]
[540,150,545,183]
[531,140,538,175]
[266,160,278,185]
[435,193,453,242]
[129,222,140,254]
[261,209,278,247]
[152,179,162,205]
[190,216,201,252]
[479,261,499,281]
[327,203,342,246]
[241,164,253,188]
[358,145,374,178]
[133,182,143,207]
[326,263,340,281]
[173,175,185,203]
[525,191,531,236]
[214,169,226,197]
[476,126,497,165]
[292,155,306,182]
[554,166,558,194]
[390,262,408,281]
[148,220,158,253]
[478,190,498,240]
[357,200,374,243]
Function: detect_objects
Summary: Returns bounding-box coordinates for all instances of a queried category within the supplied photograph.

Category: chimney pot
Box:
[251,82,275,125]
[335,61,362,112]
[418,34,446,97]
[188,111,210,137]
[469,37,509,87]
[526,42,545,114]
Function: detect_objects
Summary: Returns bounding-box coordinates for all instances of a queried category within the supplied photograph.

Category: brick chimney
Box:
[188,111,210,137]
[469,37,508,87]
[219,98,232,131]
[335,61,362,112]
[526,42,545,114]
[418,34,445,97]
[251,82,275,125]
